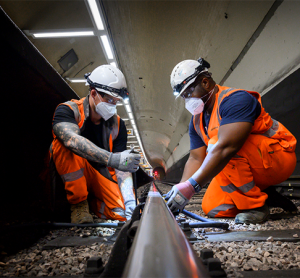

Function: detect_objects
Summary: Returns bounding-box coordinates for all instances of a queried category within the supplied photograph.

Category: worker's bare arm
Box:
[53,122,110,164]
[180,146,206,182]
[192,122,253,186]
[115,169,135,201]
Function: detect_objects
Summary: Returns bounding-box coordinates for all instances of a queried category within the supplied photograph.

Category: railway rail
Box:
[1,181,300,277]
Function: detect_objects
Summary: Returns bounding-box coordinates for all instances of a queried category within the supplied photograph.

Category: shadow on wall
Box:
[1,7,78,226]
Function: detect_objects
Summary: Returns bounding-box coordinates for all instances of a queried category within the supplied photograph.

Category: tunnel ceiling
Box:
[0,0,275,169]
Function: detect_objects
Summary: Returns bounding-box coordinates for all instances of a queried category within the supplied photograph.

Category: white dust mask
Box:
[93,93,117,121]
[185,98,204,115]
[185,86,215,115]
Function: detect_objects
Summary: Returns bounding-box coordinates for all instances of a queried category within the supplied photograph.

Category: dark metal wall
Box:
[0,8,78,224]
[166,68,300,182]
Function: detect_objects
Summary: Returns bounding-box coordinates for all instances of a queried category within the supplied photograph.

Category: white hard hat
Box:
[170,58,210,98]
[85,65,129,100]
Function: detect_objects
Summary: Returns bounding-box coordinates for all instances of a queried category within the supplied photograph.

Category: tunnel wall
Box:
[166,0,300,180]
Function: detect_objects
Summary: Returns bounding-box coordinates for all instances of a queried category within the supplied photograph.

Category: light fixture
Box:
[122,118,129,121]
[130,119,135,126]
[128,141,138,144]
[32,31,94,38]
[87,0,104,30]
[125,104,132,113]
[67,78,86,83]
[124,98,129,104]
[110,62,117,68]
[101,35,114,59]
[128,113,133,120]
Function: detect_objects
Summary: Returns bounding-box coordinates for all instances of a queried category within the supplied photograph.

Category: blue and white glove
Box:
[124,200,136,220]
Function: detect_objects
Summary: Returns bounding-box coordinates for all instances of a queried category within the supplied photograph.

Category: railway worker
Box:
[166,58,297,224]
[50,65,140,224]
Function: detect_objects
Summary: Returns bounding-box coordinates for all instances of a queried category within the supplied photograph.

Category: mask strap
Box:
[203,86,215,105]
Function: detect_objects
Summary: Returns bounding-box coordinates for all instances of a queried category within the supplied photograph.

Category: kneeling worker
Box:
[167,58,297,224]
[51,65,141,223]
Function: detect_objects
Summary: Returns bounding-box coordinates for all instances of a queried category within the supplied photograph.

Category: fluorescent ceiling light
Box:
[87,0,104,30]
[110,62,117,68]
[116,103,123,106]
[128,113,133,120]
[67,78,86,83]
[130,119,135,126]
[128,135,136,138]
[101,35,113,59]
[33,31,94,38]
[125,104,132,113]
[124,98,129,104]
[122,118,129,121]
[128,141,138,143]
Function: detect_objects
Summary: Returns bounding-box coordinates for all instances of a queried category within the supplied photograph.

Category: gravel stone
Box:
[1,182,300,277]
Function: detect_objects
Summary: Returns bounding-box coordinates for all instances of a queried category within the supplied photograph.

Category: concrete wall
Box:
[166,1,300,174]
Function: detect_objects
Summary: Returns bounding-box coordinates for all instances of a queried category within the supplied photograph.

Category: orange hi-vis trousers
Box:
[202,135,297,218]
[52,139,126,221]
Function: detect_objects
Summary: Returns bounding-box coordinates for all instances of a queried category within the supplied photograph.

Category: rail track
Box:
[1,181,300,277]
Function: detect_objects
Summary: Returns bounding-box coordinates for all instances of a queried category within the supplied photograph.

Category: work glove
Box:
[124,200,136,221]
[166,180,196,213]
[108,149,141,172]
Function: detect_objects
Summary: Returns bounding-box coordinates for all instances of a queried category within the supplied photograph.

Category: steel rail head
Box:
[122,183,211,278]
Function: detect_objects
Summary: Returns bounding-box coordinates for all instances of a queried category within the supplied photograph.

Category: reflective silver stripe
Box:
[221,180,255,194]
[220,183,237,193]
[261,118,279,138]
[65,101,81,124]
[239,180,255,193]
[112,207,126,218]
[216,88,236,124]
[207,143,214,153]
[207,204,236,217]
[99,202,105,214]
[61,168,84,183]
[111,115,120,141]
[194,114,207,146]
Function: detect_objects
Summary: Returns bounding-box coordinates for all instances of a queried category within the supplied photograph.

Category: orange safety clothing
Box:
[50,96,126,221]
[193,85,297,217]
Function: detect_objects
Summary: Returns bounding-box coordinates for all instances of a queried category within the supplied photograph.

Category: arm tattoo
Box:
[115,169,135,202]
[53,122,110,164]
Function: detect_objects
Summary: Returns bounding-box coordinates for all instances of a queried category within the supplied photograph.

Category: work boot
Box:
[70,200,94,224]
[263,186,298,213]
[235,204,270,224]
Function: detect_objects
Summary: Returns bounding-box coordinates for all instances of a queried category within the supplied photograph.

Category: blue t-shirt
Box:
[189,91,261,150]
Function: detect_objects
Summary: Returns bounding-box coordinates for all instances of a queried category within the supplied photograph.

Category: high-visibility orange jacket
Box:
[193,85,297,217]
[50,96,127,221]
[193,85,296,154]
[51,96,121,182]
